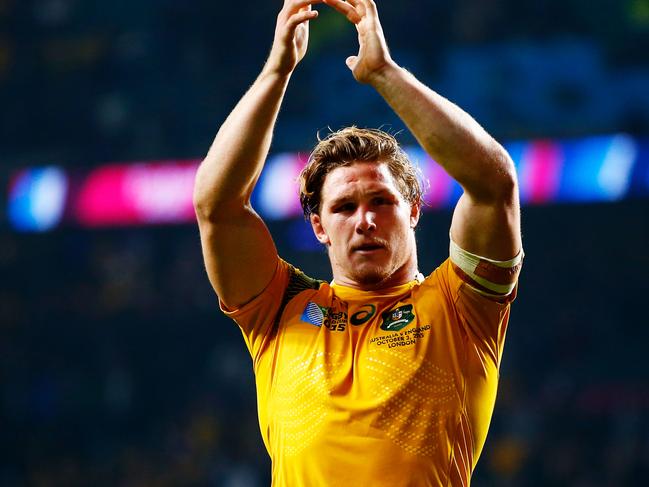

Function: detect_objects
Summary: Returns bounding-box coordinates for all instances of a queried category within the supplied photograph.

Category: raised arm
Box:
[193,0,320,308]
[323,0,521,261]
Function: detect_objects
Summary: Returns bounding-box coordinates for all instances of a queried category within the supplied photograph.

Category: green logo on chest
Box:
[380,304,415,331]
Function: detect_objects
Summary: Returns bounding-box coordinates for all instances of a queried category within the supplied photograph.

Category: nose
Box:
[355,208,376,234]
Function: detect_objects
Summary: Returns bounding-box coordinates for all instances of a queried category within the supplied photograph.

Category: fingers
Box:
[279,0,320,31]
[350,0,381,22]
[284,8,319,33]
[322,0,380,24]
[345,55,358,70]
[322,0,362,23]
[345,0,363,9]
[355,0,378,15]
[282,0,322,14]
[345,0,371,17]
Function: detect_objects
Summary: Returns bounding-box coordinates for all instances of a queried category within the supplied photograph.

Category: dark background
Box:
[1,0,649,485]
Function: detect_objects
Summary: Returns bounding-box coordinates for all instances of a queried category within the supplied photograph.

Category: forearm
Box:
[194,0,320,219]
[193,68,291,220]
[371,64,516,203]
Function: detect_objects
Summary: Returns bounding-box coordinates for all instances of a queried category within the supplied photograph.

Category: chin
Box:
[349,263,391,287]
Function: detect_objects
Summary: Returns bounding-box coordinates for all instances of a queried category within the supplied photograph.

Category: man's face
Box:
[310,161,420,289]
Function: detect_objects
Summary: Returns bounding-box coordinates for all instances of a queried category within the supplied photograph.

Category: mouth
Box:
[352,242,386,254]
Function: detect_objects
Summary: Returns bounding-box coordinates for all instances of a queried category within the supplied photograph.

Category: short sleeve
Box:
[220,259,291,364]
[437,258,520,367]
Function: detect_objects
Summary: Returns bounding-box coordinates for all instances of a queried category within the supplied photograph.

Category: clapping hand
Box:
[266,0,322,76]
[322,0,395,84]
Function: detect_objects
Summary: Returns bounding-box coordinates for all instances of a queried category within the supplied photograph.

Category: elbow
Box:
[193,187,231,224]
[192,189,215,222]
[193,191,245,224]
[471,146,519,205]
[192,166,214,221]
[493,150,518,204]
[192,167,249,223]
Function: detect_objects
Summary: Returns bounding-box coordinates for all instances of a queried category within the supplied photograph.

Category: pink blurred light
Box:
[75,161,199,226]
[421,156,454,208]
[519,141,563,204]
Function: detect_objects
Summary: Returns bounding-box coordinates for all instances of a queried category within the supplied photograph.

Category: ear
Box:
[409,203,421,229]
[310,213,330,245]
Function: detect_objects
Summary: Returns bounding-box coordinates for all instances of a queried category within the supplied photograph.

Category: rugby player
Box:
[193,0,523,484]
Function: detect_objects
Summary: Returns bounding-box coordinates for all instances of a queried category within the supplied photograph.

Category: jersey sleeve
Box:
[219,259,291,365]
[220,258,323,367]
[437,240,523,367]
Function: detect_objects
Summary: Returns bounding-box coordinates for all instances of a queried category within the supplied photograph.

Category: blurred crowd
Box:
[1,226,270,486]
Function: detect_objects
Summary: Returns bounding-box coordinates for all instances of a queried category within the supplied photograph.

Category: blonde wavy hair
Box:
[298,127,423,218]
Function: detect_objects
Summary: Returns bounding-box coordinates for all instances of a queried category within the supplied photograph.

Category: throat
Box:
[335,261,420,291]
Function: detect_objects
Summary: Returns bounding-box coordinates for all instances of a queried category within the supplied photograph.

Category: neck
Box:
[332,254,419,291]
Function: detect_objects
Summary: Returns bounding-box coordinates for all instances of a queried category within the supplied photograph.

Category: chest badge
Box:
[380,304,415,331]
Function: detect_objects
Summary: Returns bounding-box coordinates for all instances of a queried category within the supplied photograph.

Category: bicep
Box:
[450,192,522,261]
[198,207,279,309]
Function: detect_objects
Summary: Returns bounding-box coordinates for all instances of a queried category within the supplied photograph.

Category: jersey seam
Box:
[246,259,284,372]
[445,284,471,487]
[444,382,469,486]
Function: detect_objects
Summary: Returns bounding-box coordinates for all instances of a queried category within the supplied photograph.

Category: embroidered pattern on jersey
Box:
[270,352,345,456]
[365,347,457,457]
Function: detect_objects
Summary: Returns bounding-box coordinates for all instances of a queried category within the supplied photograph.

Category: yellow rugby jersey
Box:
[222,257,518,486]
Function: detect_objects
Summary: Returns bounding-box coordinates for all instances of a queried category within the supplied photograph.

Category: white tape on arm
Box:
[449,238,523,296]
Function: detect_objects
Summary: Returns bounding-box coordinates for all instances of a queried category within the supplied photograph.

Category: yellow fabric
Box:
[223,258,517,486]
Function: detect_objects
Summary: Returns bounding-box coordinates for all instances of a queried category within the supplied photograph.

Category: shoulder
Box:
[283,261,325,301]
[275,260,327,320]
[220,258,324,318]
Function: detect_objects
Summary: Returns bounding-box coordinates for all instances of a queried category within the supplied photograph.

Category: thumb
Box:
[345,56,358,70]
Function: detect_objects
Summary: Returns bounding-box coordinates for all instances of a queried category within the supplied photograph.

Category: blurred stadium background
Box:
[1,0,649,485]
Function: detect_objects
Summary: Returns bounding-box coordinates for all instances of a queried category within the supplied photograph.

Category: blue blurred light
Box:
[8,167,68,232]
[560,135,635,202]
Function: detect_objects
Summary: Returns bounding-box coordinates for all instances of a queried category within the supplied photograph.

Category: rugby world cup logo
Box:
[301,302,328,327]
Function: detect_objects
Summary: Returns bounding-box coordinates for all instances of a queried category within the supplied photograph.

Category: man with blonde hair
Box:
[193,0,522,485]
